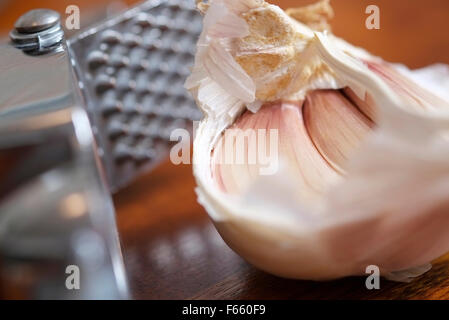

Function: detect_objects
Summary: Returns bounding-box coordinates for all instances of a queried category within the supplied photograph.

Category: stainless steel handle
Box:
[0,9,128,300]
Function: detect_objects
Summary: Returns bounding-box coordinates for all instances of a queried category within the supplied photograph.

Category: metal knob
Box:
[10,9,64,53]
[15,9,61,33]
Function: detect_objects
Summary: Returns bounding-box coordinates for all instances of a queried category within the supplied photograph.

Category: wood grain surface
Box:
[2,0,449,300]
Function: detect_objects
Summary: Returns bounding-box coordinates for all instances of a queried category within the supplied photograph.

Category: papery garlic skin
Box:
[187,0,449,281]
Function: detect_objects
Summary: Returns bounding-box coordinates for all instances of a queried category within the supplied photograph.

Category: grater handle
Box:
[0,9,128,300]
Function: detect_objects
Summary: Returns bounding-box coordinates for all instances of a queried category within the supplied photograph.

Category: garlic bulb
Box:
[186,0,449,281]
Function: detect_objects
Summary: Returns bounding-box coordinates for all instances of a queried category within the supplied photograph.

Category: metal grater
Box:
[0,0,202,299]
[68,0,203,192]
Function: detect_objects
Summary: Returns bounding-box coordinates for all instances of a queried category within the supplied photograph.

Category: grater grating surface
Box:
[68,0,202,192]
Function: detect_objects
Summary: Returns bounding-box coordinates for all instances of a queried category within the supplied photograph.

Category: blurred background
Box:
[1,0,449,299]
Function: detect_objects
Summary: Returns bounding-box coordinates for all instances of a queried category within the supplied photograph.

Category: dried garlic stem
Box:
[286,0,334,32]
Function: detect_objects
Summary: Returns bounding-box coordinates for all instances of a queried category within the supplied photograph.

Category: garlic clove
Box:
[366,61,449,113]
[343,87,378,122]
[212,100,340,206]
[303,90,374,173]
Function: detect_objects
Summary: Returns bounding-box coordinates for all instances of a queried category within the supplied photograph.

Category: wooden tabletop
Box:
[115,161,449,300]
[2,0,449,300]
